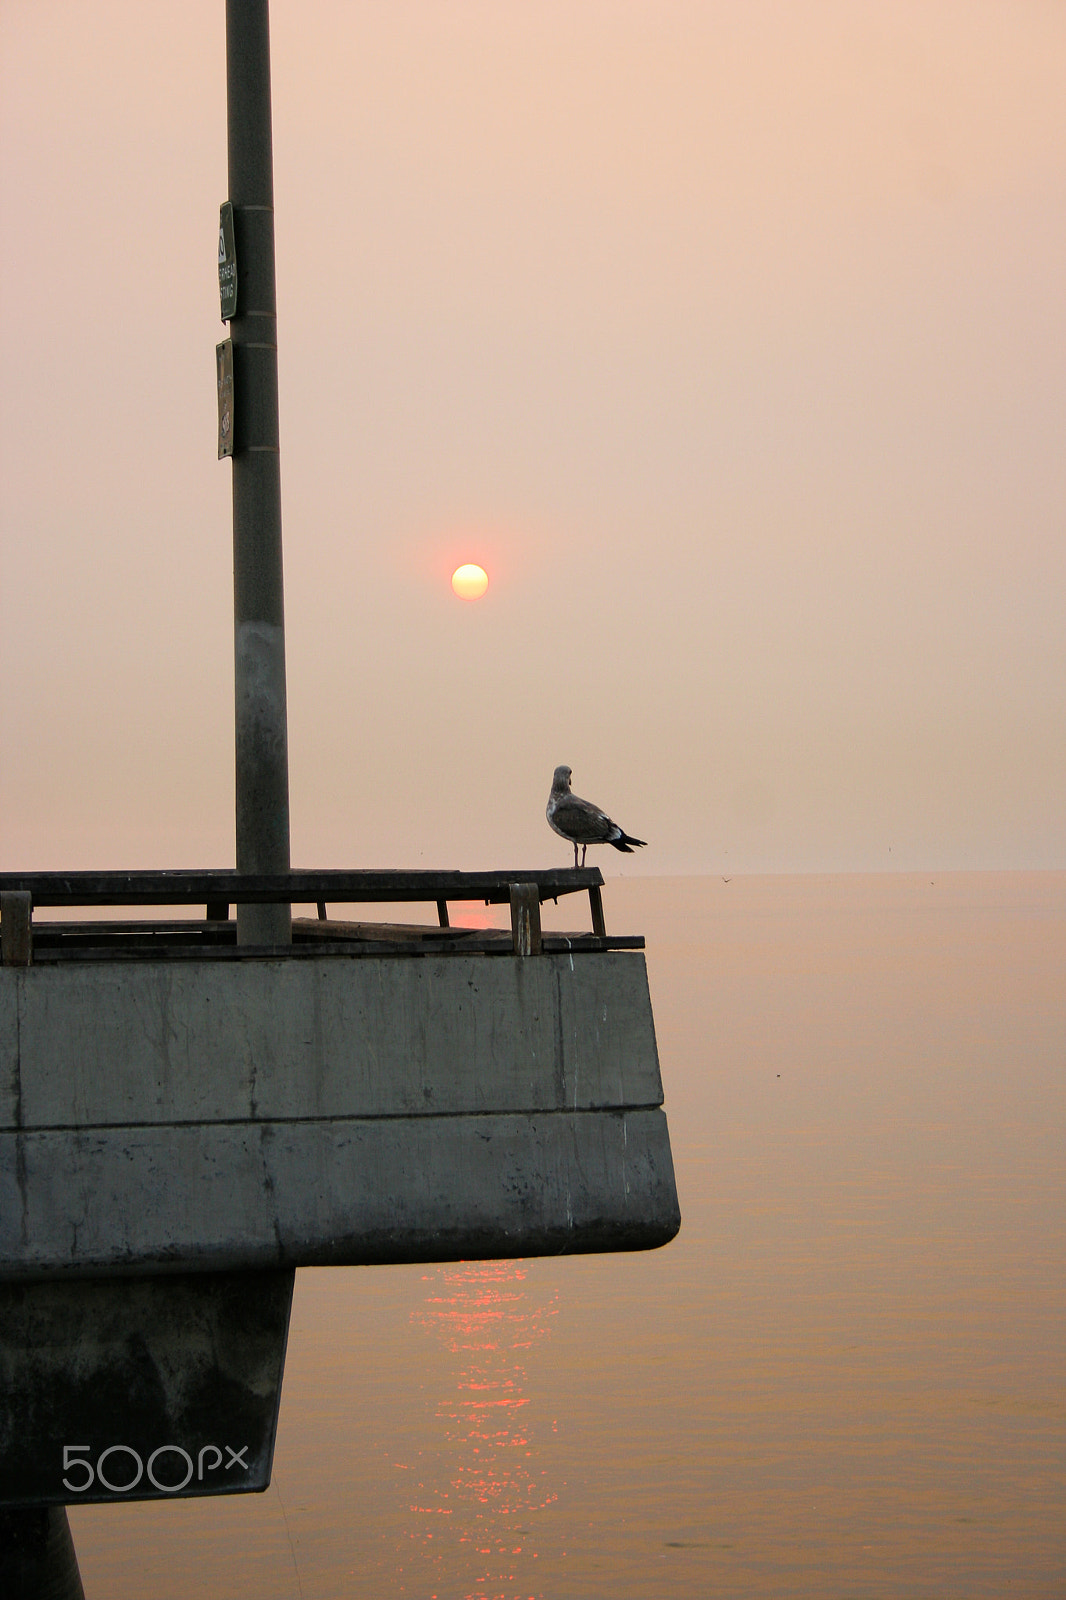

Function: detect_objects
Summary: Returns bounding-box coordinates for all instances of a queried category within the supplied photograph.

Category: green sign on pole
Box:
[216,339,234,458]
[218,201,237,321]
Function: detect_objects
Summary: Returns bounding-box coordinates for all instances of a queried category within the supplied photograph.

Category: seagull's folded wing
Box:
[552,796,612,842]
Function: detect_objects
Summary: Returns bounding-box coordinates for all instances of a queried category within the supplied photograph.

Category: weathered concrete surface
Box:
[0,953,680,1277]
[0,1108,676,1276]
[0,1271,293,1506]
[0,1505,84,1595]
[4,953,661,1124]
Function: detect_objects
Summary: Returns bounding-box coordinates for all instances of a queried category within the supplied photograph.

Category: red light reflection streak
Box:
[409,1259,559,1600]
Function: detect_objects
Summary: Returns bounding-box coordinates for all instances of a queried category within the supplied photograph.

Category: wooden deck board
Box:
[0,867,603,908]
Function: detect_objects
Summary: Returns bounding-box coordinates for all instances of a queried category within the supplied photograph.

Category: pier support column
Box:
[0,1508,84,1600]
[226,0,291,947]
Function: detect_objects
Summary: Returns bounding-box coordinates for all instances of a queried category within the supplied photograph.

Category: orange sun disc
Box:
[451,564,489,600]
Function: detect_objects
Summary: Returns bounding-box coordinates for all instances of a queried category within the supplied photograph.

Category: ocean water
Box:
[69,874,1066,1598]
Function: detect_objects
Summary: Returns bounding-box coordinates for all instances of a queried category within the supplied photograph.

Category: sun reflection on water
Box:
[403,1259,559,1600]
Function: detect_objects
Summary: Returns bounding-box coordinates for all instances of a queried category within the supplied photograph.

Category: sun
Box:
[451,563,489,600]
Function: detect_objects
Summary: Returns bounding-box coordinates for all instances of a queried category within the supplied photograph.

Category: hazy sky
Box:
[2,1,1064,874]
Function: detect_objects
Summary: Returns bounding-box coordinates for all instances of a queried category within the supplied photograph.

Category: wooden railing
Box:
[0,869,628,965]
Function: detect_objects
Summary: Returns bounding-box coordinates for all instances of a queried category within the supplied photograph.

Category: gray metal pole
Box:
[226,0,291,946]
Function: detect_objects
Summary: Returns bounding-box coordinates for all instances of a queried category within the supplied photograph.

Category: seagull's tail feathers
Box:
[609,829,647,854]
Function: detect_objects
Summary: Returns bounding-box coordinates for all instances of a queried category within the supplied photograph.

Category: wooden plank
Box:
[0,867,604,908]
[509,883,542,956]
[30,921,235,938]
[29,928,237,954]
[24,932,644,962]
[293,918,473,943]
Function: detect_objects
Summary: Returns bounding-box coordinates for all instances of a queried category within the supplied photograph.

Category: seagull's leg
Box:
[573,842,580,868]
[580,844,587,867]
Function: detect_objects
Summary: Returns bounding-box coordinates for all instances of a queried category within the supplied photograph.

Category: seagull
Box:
[546,765,647,868]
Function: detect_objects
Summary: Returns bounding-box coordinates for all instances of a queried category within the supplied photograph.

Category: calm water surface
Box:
[71,874,1066,1597]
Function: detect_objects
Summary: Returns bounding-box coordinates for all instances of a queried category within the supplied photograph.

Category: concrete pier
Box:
[0,935,678,1513]
[0,951,678,1277]
[0,1272,293,1507]
[0,1507,84,1598]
